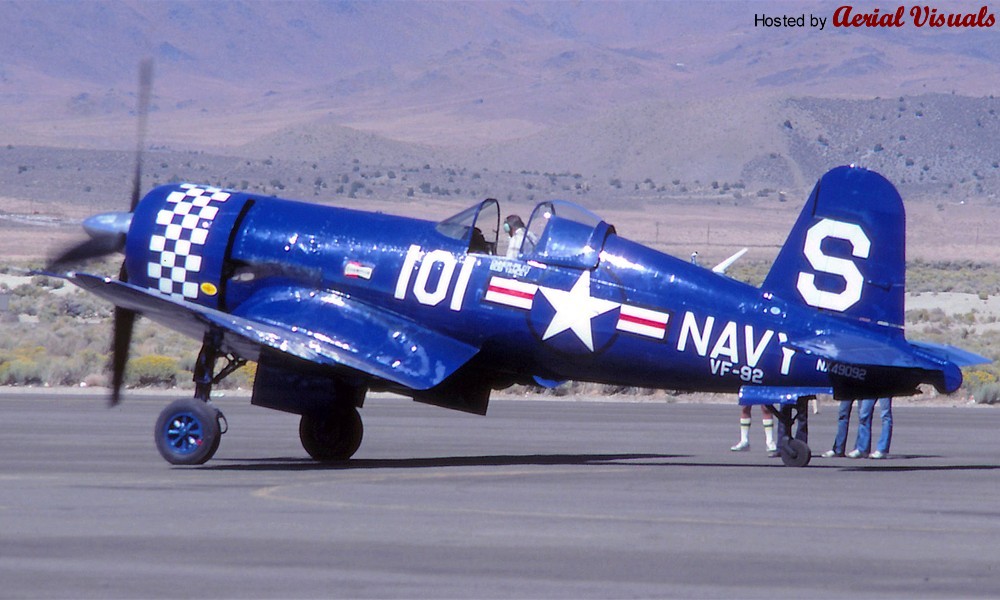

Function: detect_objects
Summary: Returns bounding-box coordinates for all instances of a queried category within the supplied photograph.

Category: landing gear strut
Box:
[153,331,241,465]
[769,399,812,468]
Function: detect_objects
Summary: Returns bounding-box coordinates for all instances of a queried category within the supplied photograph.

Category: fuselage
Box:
[61,166,984,466]
[122,184,866,393]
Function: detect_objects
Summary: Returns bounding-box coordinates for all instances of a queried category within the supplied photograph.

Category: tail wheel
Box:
[780,439,812,468]
[299,406,363,462]
[154,399,222,465]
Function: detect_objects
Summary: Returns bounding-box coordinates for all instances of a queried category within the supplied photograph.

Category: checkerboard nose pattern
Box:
[146,184,231,300]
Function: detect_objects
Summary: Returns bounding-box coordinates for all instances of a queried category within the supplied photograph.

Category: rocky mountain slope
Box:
[1,1,998,202]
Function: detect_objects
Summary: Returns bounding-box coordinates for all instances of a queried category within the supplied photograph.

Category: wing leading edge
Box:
[64,273,479,391]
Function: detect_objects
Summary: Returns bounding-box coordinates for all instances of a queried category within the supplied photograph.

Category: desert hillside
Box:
[1,2,997,260]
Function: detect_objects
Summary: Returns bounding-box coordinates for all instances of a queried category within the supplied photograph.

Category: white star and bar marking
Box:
[537,270,618,351]
[617,304,670,340]
[484,277,538,310]
[484,272,670,349]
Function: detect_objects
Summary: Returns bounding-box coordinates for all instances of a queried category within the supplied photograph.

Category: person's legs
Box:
[761,404,776,452]
[834,401,852,454]
[732,405,752,451]
[851,399,875,457]
[873,398,892,457]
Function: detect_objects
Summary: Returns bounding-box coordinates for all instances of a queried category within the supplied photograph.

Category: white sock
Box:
[763,418,775,447]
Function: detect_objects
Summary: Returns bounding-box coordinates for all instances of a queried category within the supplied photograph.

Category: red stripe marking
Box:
[619,313,666,330]
[488,285,535,301]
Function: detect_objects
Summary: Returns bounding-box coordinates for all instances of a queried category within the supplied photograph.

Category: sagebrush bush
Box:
[974,383,1000,405]
[963,367,999,390]
[0,358,44,385]
[127,355,180,387]
[216,362,257,390]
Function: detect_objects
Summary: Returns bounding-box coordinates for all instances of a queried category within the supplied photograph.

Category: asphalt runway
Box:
[2,392,1000,599]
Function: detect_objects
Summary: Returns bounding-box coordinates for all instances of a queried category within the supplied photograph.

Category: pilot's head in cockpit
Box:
[503,215,525,237]
[503,215,529,259]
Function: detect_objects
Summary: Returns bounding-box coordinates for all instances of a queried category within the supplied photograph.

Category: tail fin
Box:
[762,166,905,334]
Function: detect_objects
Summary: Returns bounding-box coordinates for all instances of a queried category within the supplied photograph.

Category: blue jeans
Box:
[831,400,853,455]
[856,398,893,454]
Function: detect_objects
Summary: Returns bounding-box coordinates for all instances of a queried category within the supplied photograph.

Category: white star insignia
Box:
[539,271,620,351]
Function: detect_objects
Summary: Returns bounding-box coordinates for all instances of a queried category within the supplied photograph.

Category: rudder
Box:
[762,166,905,333]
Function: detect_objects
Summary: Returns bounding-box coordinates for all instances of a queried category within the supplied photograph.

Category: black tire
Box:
[780,439,812,468]
[154,399,222,465]
[299,406,363,462]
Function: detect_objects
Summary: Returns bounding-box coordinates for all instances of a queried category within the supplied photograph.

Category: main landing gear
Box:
[152,332,367,465]
[154,398,225,465]
[299,405,364,462]
[153,333,239,465]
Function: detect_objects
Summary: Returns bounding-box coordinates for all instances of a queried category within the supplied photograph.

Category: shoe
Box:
[870,451,888,459]
[768,449,780,458]
[730,441,750,452]
[766,444,777,454]
[821,450,844,458]
[846,449,865,459]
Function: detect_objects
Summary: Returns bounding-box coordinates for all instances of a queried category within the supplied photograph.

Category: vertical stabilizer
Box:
[762,166,905,333]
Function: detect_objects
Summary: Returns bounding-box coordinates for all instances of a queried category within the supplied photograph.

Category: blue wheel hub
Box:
[164,412,204,455]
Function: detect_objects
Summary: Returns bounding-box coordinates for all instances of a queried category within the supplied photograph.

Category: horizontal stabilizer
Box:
[786,330,928,369]
[739,386,833,406]
[786,330,978,373]
[786,330,979,395]
[909,340,991,367]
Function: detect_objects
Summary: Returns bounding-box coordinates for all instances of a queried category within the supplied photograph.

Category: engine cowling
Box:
[124,183,252,310]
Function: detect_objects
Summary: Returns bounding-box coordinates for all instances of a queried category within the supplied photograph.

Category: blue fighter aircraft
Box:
[50,163,988,467]
[48,65,987,467]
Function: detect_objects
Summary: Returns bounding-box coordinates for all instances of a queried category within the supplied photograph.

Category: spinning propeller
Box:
[48,59,153,406]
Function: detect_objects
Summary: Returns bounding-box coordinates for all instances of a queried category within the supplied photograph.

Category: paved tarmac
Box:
[2,392,1000,599]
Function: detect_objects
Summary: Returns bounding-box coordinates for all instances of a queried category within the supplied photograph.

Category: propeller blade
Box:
[110,306,136,406]
[129,58,153,213]
[48,234,125,270]
[108,60,152,406]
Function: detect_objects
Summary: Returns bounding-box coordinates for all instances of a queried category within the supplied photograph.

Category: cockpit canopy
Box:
[436,198,614,269]
[435,198,500,255]
[521,200,615,269]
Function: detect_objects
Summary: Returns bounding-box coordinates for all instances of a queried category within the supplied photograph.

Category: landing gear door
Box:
[522,200,615,269]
